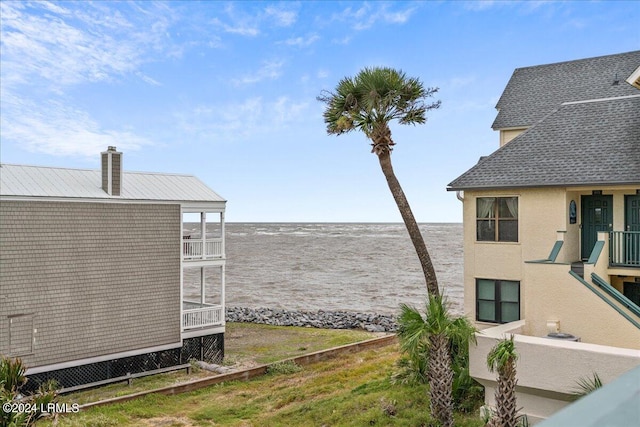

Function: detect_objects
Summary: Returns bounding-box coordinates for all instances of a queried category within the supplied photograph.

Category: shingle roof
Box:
[492,51,640,130]
[448,95,640,190]
[0,164,226,203]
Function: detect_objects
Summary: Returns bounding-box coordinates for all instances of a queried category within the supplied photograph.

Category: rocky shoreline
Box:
[226,306,399,333]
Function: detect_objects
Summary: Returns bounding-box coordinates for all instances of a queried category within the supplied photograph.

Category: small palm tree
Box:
[318,67,442,298]
[486,335,519,427]
[0,356,58,427]
[570,372,603,401]
[398,296,476,427]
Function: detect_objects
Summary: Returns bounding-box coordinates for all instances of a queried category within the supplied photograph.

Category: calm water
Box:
[186,223,463,316]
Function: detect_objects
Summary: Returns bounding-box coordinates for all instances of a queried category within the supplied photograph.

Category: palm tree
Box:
[1,356,58,427]
[486,335,519,427]
[398,296,476,427]
[570,372,603,401]
[318,67,442,298]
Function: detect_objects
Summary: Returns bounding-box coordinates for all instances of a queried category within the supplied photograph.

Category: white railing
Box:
[182,304,223,330]
[183,238,223,260]
[206,240,223,257]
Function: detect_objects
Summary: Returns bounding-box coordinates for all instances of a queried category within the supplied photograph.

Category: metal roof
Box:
[448,95,640,190]
[492,51,640,130]
[0,164,226,203]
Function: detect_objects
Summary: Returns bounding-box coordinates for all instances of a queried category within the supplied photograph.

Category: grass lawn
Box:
[37,324,484,426]
[53,323,382,405]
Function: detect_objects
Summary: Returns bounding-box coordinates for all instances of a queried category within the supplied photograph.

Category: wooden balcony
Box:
[182,301,223,330]
[183,238,223,260]
[610,231,640,268]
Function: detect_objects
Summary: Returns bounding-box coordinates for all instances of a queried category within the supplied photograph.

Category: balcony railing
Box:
[610,231,640,267]
[182,302,223,330]
[183,238,223,260]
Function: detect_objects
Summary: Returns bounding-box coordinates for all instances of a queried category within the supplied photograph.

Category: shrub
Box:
[267,361,303,375]
[1,356,59,426]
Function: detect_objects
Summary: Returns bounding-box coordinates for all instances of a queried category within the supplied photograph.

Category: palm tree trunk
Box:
[377,148,440,298]
[429,333,454,427]
[496,361,518,427]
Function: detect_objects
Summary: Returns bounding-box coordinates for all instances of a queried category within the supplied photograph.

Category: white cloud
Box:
[462,1,500,12]
[272,96,309,124]
[0,2,177,92]
[173,96,310,143]
[135,72,162,86]
[211,4,298,37]
[264,5,297,26]
[281,34,320,47]
[382,7,414,24]
[331,3,417,31]
[232,61,284,85]
[462,0,553,12]
[212,16,260,37]
[0,94,152,158]
[0,2,179,157]
[332,36,352,45]
[211,3,261,37]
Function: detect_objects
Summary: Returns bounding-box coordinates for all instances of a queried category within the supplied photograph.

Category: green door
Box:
[625,195,640,265]
[626,195,640,231]
[581,195,613,259]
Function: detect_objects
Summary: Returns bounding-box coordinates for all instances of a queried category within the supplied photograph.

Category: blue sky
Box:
[1,1,638,222]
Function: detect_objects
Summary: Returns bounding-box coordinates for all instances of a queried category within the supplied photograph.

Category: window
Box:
[476,197,518,242]
[476,279,520,323]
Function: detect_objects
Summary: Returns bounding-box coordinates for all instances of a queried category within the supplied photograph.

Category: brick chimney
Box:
[101,146,122,196]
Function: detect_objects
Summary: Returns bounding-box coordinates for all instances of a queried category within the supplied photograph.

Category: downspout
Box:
[456,191,464,202]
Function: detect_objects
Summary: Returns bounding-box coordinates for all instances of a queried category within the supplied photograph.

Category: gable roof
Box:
[492,51,640,130]
[0,164,226,203]
[448,95,640,190]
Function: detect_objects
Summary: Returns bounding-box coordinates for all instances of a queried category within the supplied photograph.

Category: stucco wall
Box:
[462,187,640,346]
[462,189,566,323]
[524,262,640,347]
[471,321,640,423]
[0,201,181,368]
[559,190,581,264]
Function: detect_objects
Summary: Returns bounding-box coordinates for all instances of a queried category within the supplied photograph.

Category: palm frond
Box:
[487,334,518,373]
[570,372,603,400]
[397,303,428,355]
[318,66,440,138]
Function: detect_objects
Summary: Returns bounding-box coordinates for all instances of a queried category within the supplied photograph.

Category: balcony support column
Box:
[201,212,206,260]
[221,264,225,320]
[200,267,206,305]
[221,212,225,259]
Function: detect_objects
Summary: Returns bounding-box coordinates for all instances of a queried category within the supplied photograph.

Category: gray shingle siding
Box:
[448,96,640,190]
[493,51,640,130]
[0,201,181,368]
